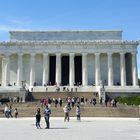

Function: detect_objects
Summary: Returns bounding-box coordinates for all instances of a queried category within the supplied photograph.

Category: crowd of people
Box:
[8,96,23,103]
[35,96,117,129]
[4,104,18,118]
[104,98,117,107]
[2,95,118,129]
[39,96,117,108]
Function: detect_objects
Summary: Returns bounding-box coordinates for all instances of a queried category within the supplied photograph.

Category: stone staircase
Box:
[0,102,139,118]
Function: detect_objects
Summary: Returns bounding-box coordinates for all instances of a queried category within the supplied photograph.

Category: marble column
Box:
[69,53,75,86]
[82,53,88,86]
[108,53,113,86]
[2,53,10,86]
[30,53,35,86]
[132,52,138,86]
[42,53,49,86]
[120,52,126,86]
[55,53,61,86]
[17,53,23,86]
[95,53,100,86]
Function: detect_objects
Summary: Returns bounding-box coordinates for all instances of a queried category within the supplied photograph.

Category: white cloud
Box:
[0,24,13,31]
[0,24,28,32]
[8,18,32,27]
[0,17,32,32]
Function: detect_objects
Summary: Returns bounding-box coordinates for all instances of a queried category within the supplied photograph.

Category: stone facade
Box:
[0,30,139,101]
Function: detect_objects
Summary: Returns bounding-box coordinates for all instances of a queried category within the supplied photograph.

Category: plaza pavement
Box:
[0,117,140,140]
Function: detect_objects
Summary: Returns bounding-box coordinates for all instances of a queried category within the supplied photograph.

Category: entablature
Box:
[0,40,139,46]
[0,40,138,54]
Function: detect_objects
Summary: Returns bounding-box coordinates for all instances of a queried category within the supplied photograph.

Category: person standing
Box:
[100,97,103,105]
[54,98,58,108]
[36,108,41,129]
[44,105,51,129]
[4,104,9,118]
[63,104,71,122]
[9,105,13,118]
[92,98,96,106]
[14,108,18,118]
[76,105,81,121]
[58,98,63,107]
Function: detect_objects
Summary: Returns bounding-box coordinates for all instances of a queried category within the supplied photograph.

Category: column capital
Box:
[0,54,4,58]
[43,53,49,56]
[30,53,36,56]
[95,52,100,56]
[120,52,125,55]
[82,53,88,56]
[56,53,61,56]
[18,53,23,56]
[131,52,137,55]
[4,53,11,61]
[70,53,75,56]
[107,52,113,56]
[5,53,11,57]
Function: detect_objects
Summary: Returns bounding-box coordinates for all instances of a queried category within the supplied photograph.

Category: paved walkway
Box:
[0,117,140,140]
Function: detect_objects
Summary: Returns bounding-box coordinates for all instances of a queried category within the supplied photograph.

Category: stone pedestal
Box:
[19,88,27,102]
[98,83,106,103]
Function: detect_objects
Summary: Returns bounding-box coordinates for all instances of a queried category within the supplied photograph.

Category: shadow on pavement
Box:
[46,127,69,129]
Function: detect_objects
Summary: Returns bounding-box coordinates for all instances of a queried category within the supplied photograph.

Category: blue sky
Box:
[0,0,140,76]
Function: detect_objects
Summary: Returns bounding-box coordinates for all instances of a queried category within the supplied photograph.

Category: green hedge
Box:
[115,96,140,106]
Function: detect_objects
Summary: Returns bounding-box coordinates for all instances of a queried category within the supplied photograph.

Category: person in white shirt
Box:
[44,105,51,129]
[4,104,9,118]
[63,104,71,122]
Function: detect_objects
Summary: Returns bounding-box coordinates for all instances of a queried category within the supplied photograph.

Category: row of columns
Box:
[1,52,138,87]
[106,52,138,86]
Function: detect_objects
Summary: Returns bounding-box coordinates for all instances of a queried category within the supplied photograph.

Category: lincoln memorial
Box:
[0,30,139,101]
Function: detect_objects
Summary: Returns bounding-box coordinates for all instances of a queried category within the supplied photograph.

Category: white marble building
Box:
[0,30,139,100]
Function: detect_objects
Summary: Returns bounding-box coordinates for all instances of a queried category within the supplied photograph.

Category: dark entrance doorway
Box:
[125,53,132,85]
[61,56,69,85]
[75,56,82,85]
[49,56,56,85]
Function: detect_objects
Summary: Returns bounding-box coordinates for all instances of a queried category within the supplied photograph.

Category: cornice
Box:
[9,30,123,32]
